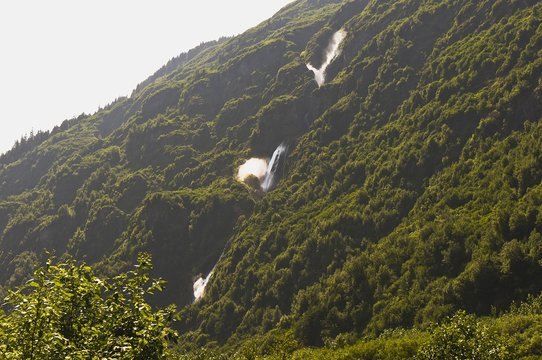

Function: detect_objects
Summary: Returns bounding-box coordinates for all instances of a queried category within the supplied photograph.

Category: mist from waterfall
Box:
[306,29,347,86]
[237,158,268,182]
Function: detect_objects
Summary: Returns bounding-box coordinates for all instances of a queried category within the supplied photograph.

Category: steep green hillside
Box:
[1,0,542,356]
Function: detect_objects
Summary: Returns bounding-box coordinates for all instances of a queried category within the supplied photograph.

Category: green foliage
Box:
[509,293,542,316]
[416,311,511,360]
[0,254,176,359]
[290,329,422,360]
[0,0,542,356]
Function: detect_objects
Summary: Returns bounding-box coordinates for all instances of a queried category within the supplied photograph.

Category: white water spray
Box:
[261,143,288,192]
[306,29,347,86]
[237,158,268,182]
[193,270,213,301]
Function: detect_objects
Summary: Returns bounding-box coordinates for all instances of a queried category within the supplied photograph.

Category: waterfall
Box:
[306,29,347,86]
[193,271,213,301]
[261,143,287,192]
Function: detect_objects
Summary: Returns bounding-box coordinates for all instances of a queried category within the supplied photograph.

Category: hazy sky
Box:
[0,0,295,154]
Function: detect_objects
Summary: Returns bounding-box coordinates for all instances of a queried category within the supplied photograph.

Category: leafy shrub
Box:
[0,253,176,359]
[416,311,511,360]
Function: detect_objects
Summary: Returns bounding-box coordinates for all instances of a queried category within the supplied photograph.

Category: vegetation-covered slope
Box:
[1,0,542,355]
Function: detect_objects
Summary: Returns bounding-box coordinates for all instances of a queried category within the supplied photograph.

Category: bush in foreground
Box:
[416,311,511,360]
[0,253,176,359]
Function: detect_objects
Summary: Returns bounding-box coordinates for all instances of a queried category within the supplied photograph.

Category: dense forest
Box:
[1,0,542,357]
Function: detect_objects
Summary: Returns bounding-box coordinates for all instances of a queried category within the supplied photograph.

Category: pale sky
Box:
[0,0,295,154]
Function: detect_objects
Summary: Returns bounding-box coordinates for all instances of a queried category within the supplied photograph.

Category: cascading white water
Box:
[261,143,287,192]
[306,29,347,86]
[193,271,213,301]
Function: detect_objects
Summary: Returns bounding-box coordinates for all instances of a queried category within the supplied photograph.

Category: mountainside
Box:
[1,0,542,355]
